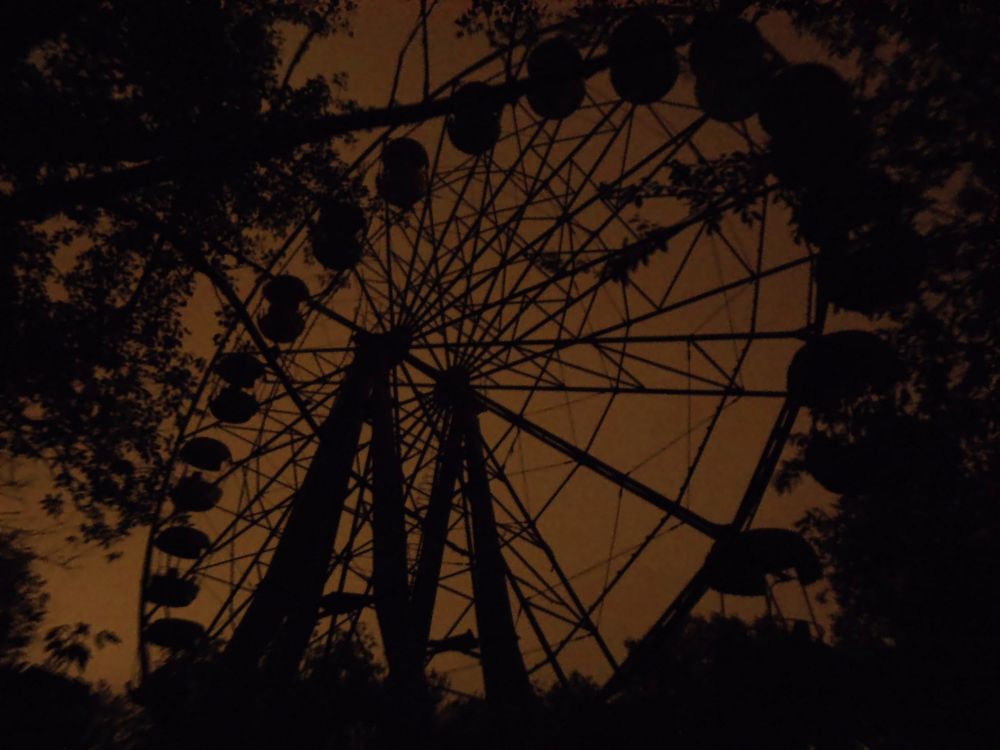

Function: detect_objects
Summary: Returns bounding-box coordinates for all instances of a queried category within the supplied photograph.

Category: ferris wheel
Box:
[135,6,894,704]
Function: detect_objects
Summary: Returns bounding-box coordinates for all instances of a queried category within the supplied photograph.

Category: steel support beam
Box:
[462,406,533,707]
[223,349,371,674]
[409,412,463,658]
[369,358,422,690]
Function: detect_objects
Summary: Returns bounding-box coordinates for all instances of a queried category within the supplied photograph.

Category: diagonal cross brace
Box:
[475,393,725,540]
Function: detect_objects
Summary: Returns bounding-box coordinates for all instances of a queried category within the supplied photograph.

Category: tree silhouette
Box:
[0,530,139,749]
[0,530,47,663]
[759,2,1000,746]
[2,1,358,543]
[130,625,398,750]
[43,622,121,675]
[613,615,868,750]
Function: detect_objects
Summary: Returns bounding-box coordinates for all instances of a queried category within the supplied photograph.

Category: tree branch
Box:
[0,57,609,222]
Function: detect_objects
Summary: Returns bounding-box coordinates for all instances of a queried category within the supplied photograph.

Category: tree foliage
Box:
[2,1,357,543]
[130,626,395,750]
[757,2,1000,745]
[43,621,122,675]
[763,0,1000,462]
[0,530,47,663]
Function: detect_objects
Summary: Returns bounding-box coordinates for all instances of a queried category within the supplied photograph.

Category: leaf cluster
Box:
[2,1,358,543]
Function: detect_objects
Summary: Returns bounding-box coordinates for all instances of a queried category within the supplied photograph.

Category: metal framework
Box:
[138,5,824,705]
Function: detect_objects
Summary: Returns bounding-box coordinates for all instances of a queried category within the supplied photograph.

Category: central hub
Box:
[432,366,473,408]
[354,326,412,368]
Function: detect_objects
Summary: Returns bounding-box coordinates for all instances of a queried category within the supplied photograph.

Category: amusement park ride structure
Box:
[138,5,916,705]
